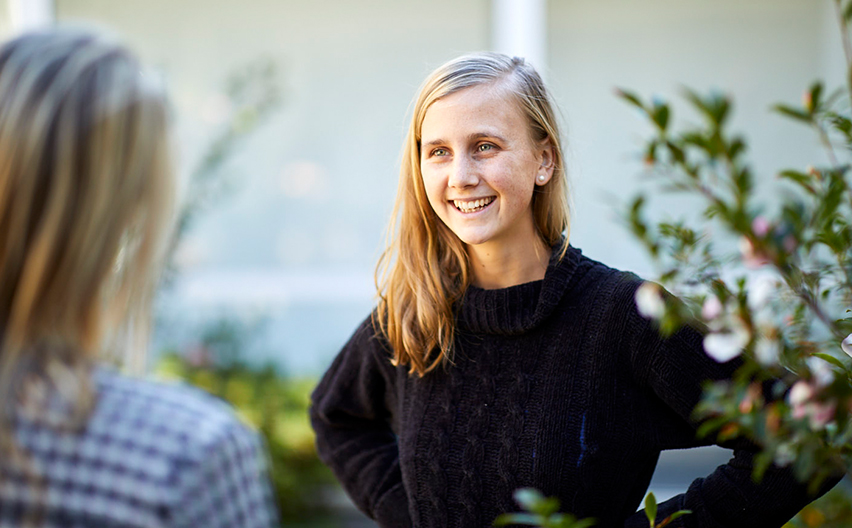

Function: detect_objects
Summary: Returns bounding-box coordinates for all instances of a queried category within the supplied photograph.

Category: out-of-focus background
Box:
[0,1,842,526]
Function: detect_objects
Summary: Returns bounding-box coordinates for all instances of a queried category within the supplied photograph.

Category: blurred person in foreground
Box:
[310,52,839,528]
[0,29,277,527]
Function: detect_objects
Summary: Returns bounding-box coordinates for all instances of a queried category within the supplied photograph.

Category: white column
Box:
[491,0,548,74]
[9,0,55,32]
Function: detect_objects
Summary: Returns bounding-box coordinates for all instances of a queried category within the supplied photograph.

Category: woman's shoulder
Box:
[83,368,277,526]
[341,311,396,361]
[91,368,260,456]
[568,248,646,305]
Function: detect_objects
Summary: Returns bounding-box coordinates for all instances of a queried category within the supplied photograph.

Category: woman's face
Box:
[419,83,553,251]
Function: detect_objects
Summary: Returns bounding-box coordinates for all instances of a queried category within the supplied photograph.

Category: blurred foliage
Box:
[493,490,688,528]
[783,478,852,528]
[614,0,852,521]
[494,488,597,528]
[162,57,282,285]
[155,319,337,525]
[154,60,343,525]
[639,492,691,528]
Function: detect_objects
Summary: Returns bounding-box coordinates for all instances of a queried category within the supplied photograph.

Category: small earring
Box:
[537,174,546,183]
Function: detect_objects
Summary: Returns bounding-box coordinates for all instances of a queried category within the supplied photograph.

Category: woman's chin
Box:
[457,233,494,248]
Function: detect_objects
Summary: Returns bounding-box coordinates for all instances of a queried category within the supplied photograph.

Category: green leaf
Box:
[644,492,658,527]
[812,353,847,372]
[645,140,659,164]
[514,488,560,516]
[728,136,746,160]
[778,170,817,195]
[773,103,813,124]
[569,518,598,528]
[806,82,823,113]
[494,513,542,526]
[681,131,707,150]
[733,167,753,196]
[514,488,546,509]
[844,0,852,23]
[651,103,670,131]
[617,88,645,111]
[828,112,852,138]
[683,88,730,126]
[835,318,852,334]
[664,141,685,164]
[657,510,693,528]
[537,497,561,517]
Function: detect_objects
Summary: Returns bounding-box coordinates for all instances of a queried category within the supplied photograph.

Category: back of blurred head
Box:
[0,29,174,435]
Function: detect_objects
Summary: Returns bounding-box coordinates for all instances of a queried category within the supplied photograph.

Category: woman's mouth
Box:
[451,196,495,213]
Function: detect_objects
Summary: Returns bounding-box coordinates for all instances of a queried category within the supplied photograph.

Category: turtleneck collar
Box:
[457,244,582,335]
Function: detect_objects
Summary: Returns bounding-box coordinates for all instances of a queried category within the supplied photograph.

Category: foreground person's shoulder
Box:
[93,368,261,449]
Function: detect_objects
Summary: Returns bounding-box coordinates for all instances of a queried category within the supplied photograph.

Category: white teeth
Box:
[452,197,494,212]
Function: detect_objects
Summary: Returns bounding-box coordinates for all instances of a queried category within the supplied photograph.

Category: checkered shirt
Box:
[0,367,279,528]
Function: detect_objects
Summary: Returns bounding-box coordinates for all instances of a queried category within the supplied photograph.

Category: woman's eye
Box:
[478,144,494,152]
[431,148,448,157]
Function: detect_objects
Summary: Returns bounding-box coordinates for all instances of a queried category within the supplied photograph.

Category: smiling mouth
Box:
[452,196,495,213]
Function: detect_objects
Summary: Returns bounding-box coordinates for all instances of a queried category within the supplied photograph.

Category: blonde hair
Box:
[375,52,570,377]
[0,29,174,457]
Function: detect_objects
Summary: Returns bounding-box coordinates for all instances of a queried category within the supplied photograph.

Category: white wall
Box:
[58,0,489,272]
[0,0,16,37]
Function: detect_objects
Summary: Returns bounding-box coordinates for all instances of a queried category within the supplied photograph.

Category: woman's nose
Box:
[447,156,478,188]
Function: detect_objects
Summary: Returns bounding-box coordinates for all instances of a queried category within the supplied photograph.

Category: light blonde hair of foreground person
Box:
[375,52,570,377]
[0,29,174,460]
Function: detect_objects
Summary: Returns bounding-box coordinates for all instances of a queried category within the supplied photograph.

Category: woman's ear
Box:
[535,139,555,186]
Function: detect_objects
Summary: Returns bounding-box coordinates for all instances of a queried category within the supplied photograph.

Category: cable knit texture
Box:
[310,245,838,528]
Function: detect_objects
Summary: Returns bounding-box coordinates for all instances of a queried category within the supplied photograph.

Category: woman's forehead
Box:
[420,83,527,138]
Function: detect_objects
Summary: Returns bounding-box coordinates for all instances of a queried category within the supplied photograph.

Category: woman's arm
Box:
[310,316,412,528]
[621,279,841,528]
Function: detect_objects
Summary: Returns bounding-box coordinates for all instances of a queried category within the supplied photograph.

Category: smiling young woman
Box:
[419,81,555,289]
[309,53,838,528]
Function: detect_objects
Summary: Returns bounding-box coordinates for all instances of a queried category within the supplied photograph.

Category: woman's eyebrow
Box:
[422,132,507,148]
[468,132,506,143]
[422,138,446,148]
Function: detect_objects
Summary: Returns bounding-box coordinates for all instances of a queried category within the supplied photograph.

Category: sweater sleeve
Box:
[620,279,840,528]
[309,316,412,528]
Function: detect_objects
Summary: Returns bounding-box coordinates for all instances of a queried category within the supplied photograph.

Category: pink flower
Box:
[701,296,723,321]
[752,216,771,237]
[783,235,797,253]
[807,400,837,430]
[788,380,836,430]
[787,380,814,418]
[739,237,770,268]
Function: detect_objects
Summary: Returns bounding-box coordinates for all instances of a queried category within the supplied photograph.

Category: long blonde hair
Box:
[376,52,570,377]
[0,29,174,451]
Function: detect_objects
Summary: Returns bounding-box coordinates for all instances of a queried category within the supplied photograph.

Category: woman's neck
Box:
[467,236,551,290]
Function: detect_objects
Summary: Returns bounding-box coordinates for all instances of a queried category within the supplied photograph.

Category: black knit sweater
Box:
[310,245,834,528]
